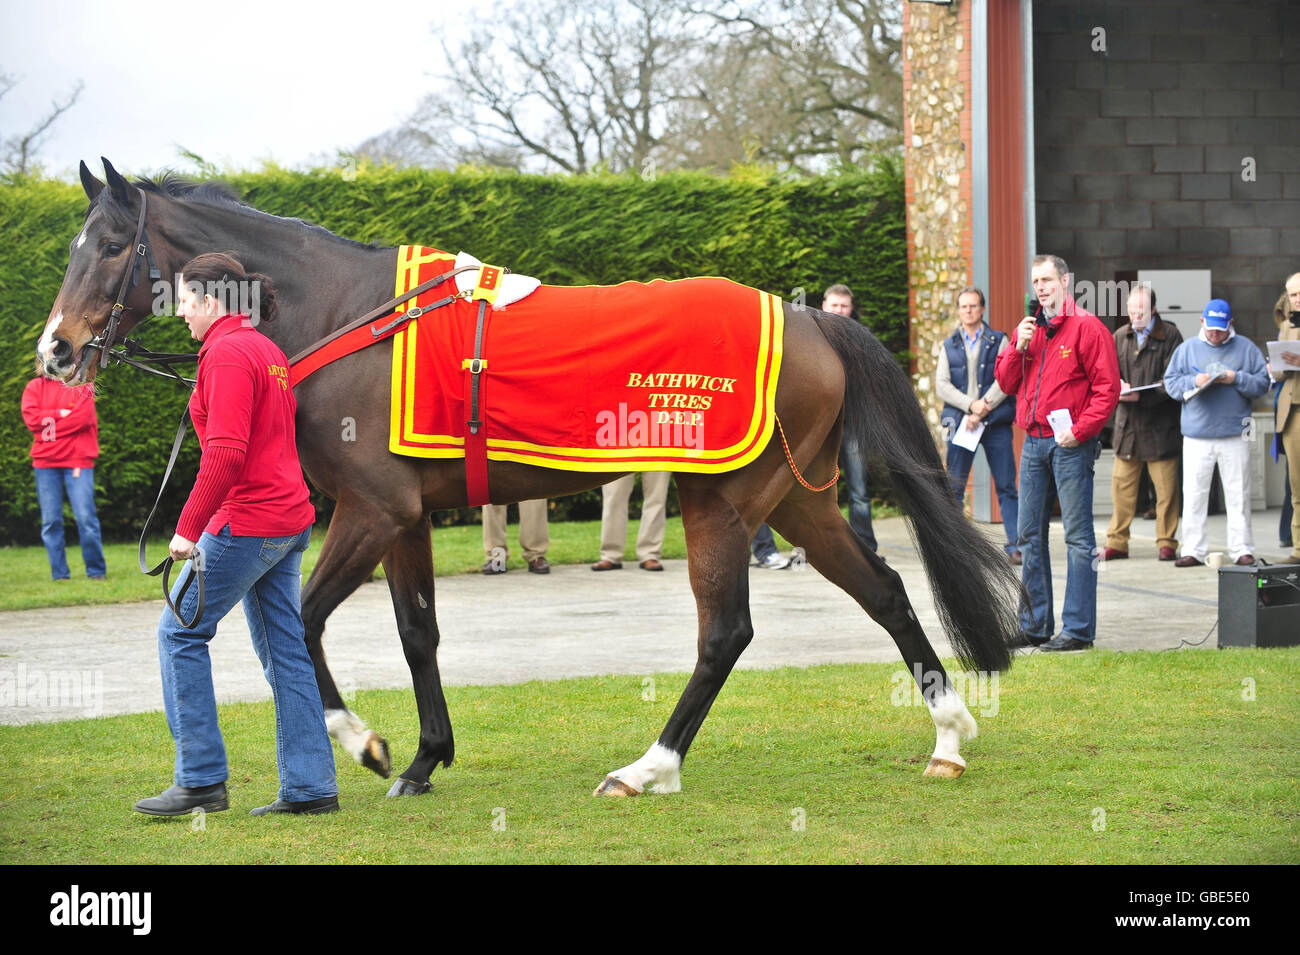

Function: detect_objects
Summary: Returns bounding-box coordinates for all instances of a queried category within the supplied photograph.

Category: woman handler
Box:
[134,253,337,817]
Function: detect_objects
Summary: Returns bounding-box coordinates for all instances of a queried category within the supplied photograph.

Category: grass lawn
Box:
[1,649,1295,864]
[0,507,895,613]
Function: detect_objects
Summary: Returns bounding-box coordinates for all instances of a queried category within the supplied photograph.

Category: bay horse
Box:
[36,158,1018,797]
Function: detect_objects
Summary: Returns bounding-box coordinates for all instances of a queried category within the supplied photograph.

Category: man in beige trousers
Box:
[482,500,550,574]
[592,472,671,571]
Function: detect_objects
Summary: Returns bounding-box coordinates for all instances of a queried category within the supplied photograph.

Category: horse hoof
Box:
[922,757,966,778]
[592,776,639,798]
[386,777,432,797]
[361,732,392,779]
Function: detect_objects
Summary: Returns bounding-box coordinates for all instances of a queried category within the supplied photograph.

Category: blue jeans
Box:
[158,525,336,801]
[34,466,105,579]
[752,523,777,559]
[946,424,1021,555]
[1017,435,1099,642]
[839,440,877,551]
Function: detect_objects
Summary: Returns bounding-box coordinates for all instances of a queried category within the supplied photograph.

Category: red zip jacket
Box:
[994,295,1120,442]
[176,315,315,540]
[21,378,99,468]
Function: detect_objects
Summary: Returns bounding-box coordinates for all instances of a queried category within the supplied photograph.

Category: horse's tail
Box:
[813,311,1017,673]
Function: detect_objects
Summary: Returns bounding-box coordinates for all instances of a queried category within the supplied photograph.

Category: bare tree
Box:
[358,0,705,174]
[1,73,84,175]
[690,0,903,170]
[358,0,901,175]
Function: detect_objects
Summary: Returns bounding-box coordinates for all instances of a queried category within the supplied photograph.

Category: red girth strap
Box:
[462,299,491,507]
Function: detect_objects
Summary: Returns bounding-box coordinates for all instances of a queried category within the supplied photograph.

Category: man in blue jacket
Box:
[1163,299,1270,567]
[935,287,1020,563]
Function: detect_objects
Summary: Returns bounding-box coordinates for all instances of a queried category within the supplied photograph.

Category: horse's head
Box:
[37,157,170,384]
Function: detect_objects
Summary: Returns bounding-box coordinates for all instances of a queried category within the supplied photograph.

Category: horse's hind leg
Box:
[381,516,454,797]
[767,491,977,778]
[594,480,754,797]
[301,491,402,779]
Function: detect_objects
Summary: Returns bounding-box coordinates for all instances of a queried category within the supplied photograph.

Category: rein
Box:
[138,411,204,629]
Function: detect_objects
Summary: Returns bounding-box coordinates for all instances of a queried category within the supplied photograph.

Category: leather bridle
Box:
[92,186,162,368]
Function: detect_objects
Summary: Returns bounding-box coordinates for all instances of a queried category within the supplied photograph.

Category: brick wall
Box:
[904,0,974,442]
[1033,0,1300,342]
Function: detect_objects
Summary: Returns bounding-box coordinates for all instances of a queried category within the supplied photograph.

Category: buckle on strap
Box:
[462,358,487,374]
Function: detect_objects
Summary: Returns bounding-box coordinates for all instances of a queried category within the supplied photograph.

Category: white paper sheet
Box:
[952,416,985,451]
[1047,408,1074,441]
[1266,340,1300,372]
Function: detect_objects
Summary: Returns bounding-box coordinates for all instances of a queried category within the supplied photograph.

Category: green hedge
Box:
[0,162,906,544]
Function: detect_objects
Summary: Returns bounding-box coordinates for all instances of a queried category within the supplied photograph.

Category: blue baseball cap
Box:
[1203,299,1232,329]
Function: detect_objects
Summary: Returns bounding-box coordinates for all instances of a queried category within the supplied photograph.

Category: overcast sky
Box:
[0,0,471,181]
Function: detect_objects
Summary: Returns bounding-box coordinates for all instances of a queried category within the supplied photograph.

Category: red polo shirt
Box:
[177,315,315,539]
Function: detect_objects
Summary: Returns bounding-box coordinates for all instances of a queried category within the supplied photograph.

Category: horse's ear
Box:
[80,161,105,201]
[101,157,130,202]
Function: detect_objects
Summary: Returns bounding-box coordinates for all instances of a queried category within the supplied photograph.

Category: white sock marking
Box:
[325,708,370,762]
[607,742,682,794]
[927,686,977,767]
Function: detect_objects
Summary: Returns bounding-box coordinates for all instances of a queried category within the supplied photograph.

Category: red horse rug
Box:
[385,246,784,475]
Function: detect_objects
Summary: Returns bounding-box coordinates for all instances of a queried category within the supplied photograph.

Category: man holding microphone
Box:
[995,255,1120,652]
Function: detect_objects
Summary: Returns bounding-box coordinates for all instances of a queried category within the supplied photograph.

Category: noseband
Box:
[94,187,162,368]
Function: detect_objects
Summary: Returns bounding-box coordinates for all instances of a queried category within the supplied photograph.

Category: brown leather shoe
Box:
[1234,554,1255,566]
[1158,546,1176,561]
[591,559,623,571]
[527,557,550,574]
[639,559,664,571]
[1174,555,1204,567]
[1102,547,1128,561]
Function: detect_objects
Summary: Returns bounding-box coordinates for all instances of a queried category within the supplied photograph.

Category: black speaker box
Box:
[1217,564,1300,649]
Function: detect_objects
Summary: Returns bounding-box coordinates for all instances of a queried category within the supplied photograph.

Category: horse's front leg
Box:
[381,516,454,796]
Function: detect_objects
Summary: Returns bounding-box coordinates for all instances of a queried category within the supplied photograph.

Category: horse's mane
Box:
[105,171,380,251]
[136,173,243,207]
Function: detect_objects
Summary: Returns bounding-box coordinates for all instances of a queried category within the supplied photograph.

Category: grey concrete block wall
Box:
[1033,0,1299,342]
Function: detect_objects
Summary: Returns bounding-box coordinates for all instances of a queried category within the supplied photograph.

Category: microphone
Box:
[1029,293,1046,328]
[1028,293,1060,339]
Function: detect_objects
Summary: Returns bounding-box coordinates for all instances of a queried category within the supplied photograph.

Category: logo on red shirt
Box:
[267,363,289,391]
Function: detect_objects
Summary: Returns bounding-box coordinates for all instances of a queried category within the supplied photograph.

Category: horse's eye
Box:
[105,244,123,257]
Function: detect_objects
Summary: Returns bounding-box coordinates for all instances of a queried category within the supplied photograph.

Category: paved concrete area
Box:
[1,510,1294,724]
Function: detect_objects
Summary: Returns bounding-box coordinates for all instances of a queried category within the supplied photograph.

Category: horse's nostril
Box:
[51,338,73,362]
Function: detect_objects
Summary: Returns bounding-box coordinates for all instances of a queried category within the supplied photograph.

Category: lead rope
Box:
[776,416,839,492]
[138,409,204,628]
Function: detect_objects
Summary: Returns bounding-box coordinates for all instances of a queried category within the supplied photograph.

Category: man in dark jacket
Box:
[1104,285,1183,561]
[935,286,1020,563]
